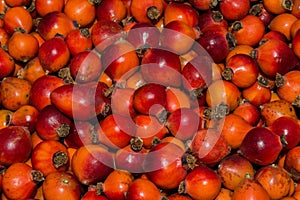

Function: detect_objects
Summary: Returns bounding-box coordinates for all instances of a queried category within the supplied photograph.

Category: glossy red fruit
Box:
[292,0,300,18]
[126,22,160,53]
[160,136,187,151]
[71,144,114,185]
[0,48,14,80]
[167,193,192,200]
[29,75,65,111]
[289,20,300,42]
[0,126,32,166]
[231,177,271,200]
[3,6,33,35]
[81,186,108,200]
[37,11,77,40]
[206,80,242,117]
[178,165,222,200]
[0,110,13,130]
[111,87,135,118]
[0,169,3,193]
[0,0,7,17]
[292,29,300,59]
[198,10,228,30]
[217,113,252,149]
[269,13,297,41]
[2,163,43,200]
[249,3,274,27]
[130,0,164,24]
[260,99,298,126]
[98,170,134,200]
[269,116,300,150]
[125,178,162,200]
[263,0,292,15]
[165,87,191,112]
[231,15,265,47]
[31,132,44,150]
[0,28,8,47]
[120,0,132,17]
[233,100,261,126]
[160,20,196,55]
[214,188,233,200]
[218,154,255,190]
[251,39,298,79]
[4,0,31,7]
[97,114,134,149]
[241,78,272,107]
[133,83,167,117]
[35,0,64,17]
[166,108,199,140]
[188,0,218,11]
[96,0,127,24]
[134,114,168,149]
[225,44,253,63]
[255,165,294,199]
[197,24,235,63]
[42,171,82,200]
[0,77,31,111]
[36,105,71,141]
[31,140,69,176]
[219,0,251,21]
[64,0,97,27]
[102,40,139,82]
[191,128,231,166]
[284,146,300,181]
[193,106,214,128]
[261,30,288,43]
[140,48,182,87]
[115,144,148,174]
[11,105,39,132]
[65,28,93,56]
[182,56,213,99]
[69,50,102,83]
[18,56,45,84]
[239,127,283,166]
[223,54,259,88]
[6,31,39,63]
[91,19,124,52]
[276,71,300,107]
[38,36,70,73]
[143,142,188,189]
[50,82,111,120]
[164,2,199,27]
[64,121,96,148]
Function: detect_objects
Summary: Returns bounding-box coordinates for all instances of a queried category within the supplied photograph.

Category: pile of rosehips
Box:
[1,0,300,199]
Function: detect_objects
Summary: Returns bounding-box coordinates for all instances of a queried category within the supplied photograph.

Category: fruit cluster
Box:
[1,0,300,199]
